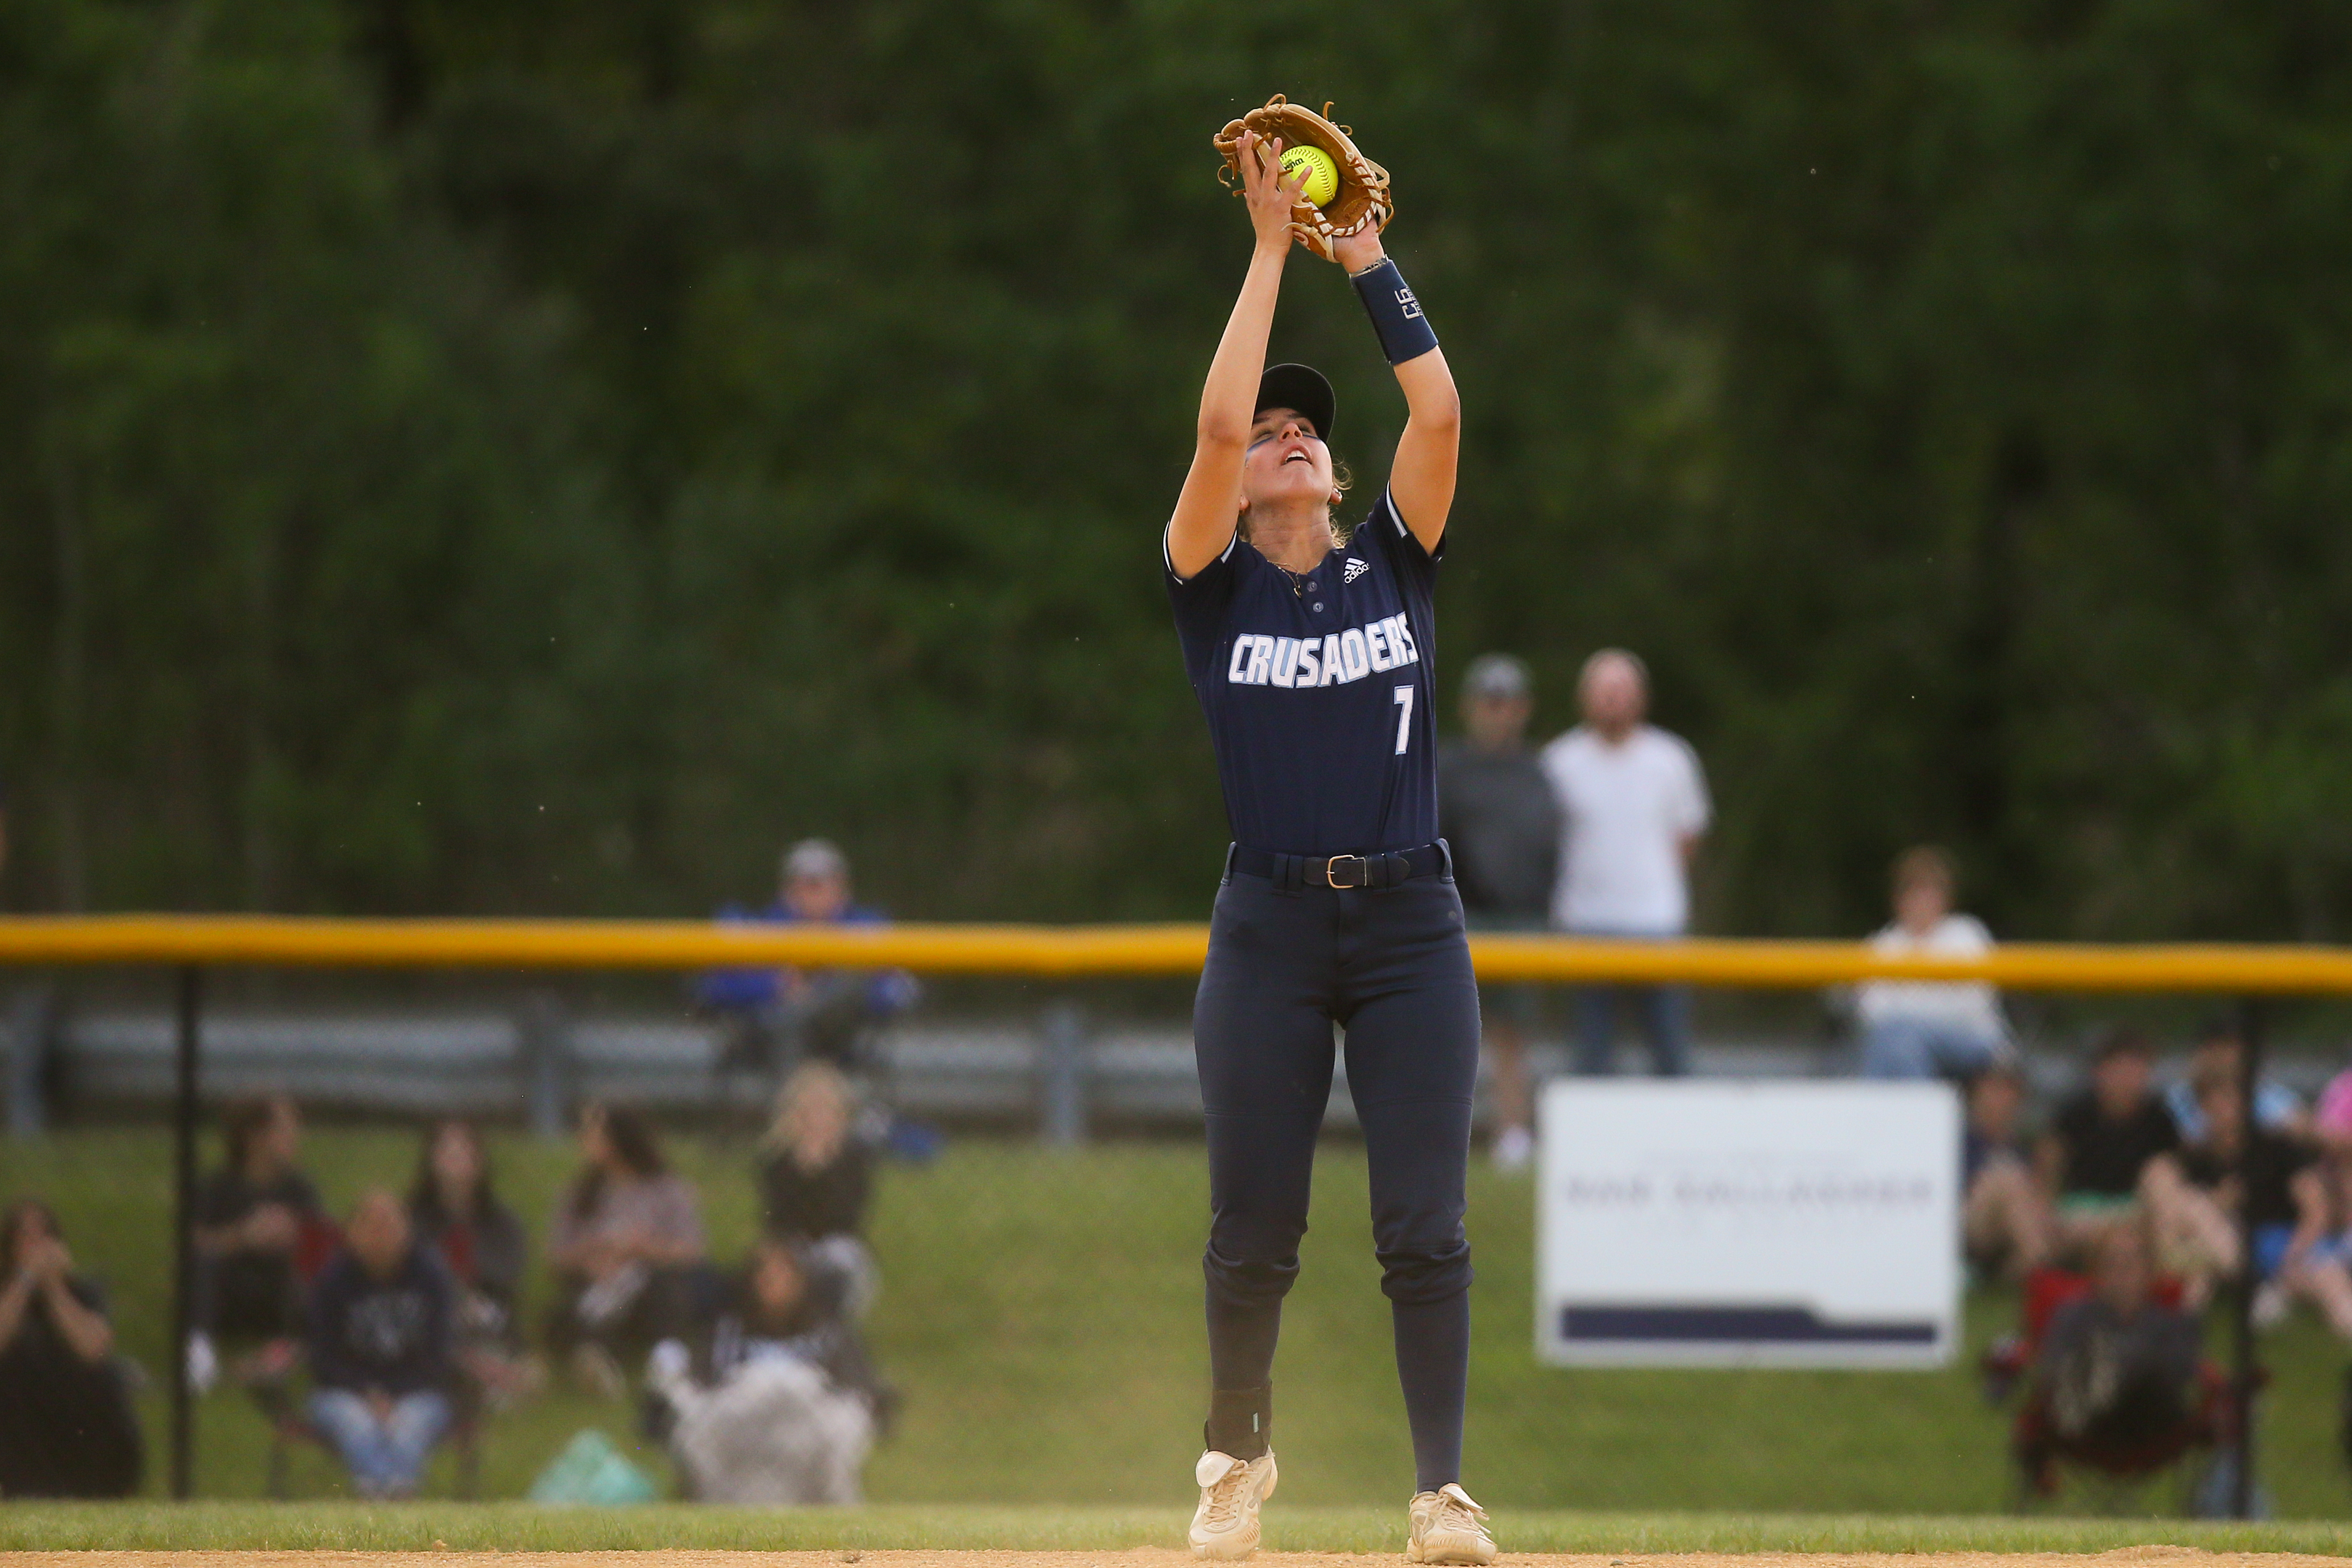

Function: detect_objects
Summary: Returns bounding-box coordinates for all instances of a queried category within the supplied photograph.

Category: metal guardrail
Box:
[5,1005,1177,1132]
[7,1002,1908,1135]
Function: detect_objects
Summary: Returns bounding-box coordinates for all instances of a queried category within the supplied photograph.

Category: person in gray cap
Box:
[695,838,918,1077]
[780,838,852,921]
[1437,654,1558,1170]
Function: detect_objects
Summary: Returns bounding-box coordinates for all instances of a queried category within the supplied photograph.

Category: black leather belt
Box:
[1227,841,1449,892]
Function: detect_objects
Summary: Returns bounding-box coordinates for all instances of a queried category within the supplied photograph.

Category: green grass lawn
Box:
[0,1500,2351,1553]
[5,1128,2352,1521]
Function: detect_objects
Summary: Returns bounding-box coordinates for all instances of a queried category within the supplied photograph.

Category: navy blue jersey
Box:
[1167,487,1442,856]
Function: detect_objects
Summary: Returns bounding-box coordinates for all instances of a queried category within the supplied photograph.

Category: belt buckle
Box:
[1326,854,1369,889]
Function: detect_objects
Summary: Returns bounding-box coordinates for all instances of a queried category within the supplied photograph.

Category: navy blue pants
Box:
[1193,852,1479,1493]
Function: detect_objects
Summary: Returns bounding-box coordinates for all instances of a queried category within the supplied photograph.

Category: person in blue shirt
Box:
[696,838,918,1074]
[1164,131,1490,1564]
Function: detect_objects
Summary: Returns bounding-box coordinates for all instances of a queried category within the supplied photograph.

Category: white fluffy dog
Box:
[660,1352,874,1504]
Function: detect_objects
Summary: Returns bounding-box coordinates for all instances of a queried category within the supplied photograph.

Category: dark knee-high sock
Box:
[1204,1291,1280,1458]
[1392,1291,1470,1493]
[1207,1290,1282,1391]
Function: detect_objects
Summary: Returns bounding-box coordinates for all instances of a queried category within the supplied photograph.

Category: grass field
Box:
[0,1501,2350,1554]
[7,1128,2352,1521]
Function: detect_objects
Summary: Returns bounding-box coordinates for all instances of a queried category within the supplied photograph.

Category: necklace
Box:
[1249,530,1326,595]
[1270,546,1328,596]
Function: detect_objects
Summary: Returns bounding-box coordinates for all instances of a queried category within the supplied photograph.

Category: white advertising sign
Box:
[1536,1079,1960,1368]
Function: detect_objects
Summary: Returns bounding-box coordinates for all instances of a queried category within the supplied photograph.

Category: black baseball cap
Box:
[1255,363,1336,444]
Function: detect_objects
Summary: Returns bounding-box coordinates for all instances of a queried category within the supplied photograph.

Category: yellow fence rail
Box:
[2,914,2352,992]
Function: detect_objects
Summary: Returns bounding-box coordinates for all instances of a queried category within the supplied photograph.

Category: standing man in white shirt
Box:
[1853,845,2010,1079]
[1540,649,1710,1076]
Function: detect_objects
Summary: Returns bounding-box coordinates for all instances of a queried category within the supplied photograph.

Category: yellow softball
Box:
[1278,144,1340,208]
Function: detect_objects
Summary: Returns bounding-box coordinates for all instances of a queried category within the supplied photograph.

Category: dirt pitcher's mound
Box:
[4,1551,2350,1568]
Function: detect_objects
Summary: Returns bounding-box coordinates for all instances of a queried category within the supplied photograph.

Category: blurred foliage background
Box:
[7,0,2352,938]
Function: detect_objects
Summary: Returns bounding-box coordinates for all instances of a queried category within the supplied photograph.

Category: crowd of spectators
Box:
[1953,1021,2352,1495]
[17,745,2352,1506]
[1,1074,892,1500]
[1443,643,2352,1495]
[0,835,910,1502]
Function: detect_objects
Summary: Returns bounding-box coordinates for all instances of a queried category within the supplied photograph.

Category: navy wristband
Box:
[1349,258,1440,365]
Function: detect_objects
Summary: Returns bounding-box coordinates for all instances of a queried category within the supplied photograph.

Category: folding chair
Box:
[1987,1264,2234,1513]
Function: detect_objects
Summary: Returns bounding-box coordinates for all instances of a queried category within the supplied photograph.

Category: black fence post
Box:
[2230,995,2264,1519]
[170,964,203,1500]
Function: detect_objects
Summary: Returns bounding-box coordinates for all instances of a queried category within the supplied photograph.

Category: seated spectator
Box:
[407,1119,536,1399]
[2279,1147,2352,1343]
[695,838,919,1074]
[0,1199,142,1497]
[1856,846,2009,1080]
[2292,1150,2352,1471]
[710,1238,886,1410]
[2314,1056,2352,1156]
[651,1238,884,1503]
[544,1102,705,1396]
[2037,1029,2178,1241]
[759,1062,876,1315]
[1963,1065,2054,1280]
[2144,1073,2325,1308]
[189,1093,323,1389]
[305,1189,457,1499]
[2017,1219,2205,1495]
[2165,1018,2304,1144]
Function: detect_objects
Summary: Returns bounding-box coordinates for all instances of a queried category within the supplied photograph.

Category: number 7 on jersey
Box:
[1392,685,1414,755]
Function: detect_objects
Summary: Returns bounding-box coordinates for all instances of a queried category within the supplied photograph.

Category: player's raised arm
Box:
[1167,131,1308,581]
[1331,227,1459,552]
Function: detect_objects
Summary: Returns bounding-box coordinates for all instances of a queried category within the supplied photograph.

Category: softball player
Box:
[1164,131,1492,1564]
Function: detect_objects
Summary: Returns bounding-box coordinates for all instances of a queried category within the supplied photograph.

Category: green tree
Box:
[11,0,2352,942]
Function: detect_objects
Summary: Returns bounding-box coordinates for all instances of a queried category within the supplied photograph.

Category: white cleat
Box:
[1407,1482,1497,1564]
[1190,1448,1278,1560]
